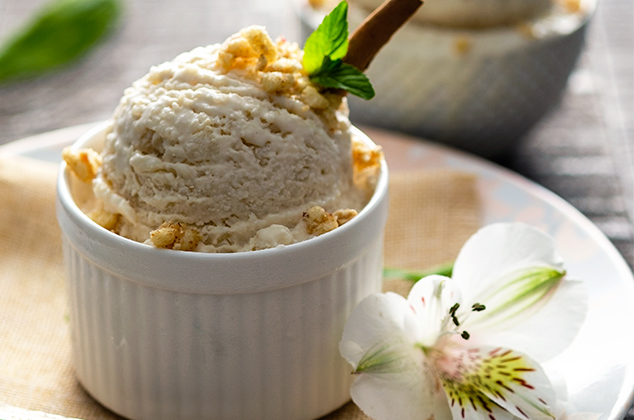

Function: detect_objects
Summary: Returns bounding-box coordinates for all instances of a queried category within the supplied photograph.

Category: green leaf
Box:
[0,0,122,84]
[302,1,375,100]
[302,1,349,74]
[310,57,375,100]
[383,262,455,282]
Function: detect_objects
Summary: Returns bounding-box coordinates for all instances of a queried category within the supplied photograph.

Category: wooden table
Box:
[1,0,633,417]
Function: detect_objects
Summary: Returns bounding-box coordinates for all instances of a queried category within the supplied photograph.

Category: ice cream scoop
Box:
[78,26,381,252]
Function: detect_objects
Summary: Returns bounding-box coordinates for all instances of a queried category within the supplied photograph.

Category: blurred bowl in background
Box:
[297,0,596,158]
[350,0,553,28]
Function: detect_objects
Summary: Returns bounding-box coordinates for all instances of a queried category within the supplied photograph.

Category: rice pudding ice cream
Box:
[64,25,381,253]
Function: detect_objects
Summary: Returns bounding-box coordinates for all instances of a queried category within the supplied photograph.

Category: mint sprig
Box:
[303,1,349,74]
[303,1,375,100]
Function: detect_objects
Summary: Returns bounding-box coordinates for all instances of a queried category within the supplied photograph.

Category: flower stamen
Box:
[449,302,461,327]
[472,303,486,312]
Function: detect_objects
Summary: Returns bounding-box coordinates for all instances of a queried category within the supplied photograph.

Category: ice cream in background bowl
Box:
[57,19,392,420]
[350,0,555,28]
[298,0,596,158]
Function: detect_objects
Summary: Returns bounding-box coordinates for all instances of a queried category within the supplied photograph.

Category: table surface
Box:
[1,0,633,418]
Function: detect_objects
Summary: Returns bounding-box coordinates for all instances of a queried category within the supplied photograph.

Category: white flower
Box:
[340,223,588,420]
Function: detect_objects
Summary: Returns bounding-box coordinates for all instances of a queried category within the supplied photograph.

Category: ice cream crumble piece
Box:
[303,206,339,236]
[334,208,358,226]
[217,50,235,71]
[308,0,327,8]
[301,85,330,109]
[249,224,295,250]
[268,57,303,73]
[87,208,119,231]
[352,137,381,169]
[557,0,582,13]
[215,25,345,119]
[352,136,383,172]
[240,25,278,62]
[261,71,295,93]
[255,54,268,71]
[225,37,255,58]
[62,147,102,182]
[151,222,201,251]
[218,25,279,72]
[516,23,538,39]
[453,37,472,56]
[352,136,383,191]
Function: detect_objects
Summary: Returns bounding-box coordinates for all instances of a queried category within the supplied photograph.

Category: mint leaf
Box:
[0,0,122,84]
[310,57,375,100]
[302,1,375,100]
[302,1,349,74]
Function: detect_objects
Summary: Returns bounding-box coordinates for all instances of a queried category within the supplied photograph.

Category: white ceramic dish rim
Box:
[55,121,389,295]
[2,123,634,420]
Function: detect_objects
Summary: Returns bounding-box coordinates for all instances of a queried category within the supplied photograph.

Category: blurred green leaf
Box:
[0,0,122,84]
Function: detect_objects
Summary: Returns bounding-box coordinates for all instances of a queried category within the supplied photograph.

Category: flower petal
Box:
[351,366,452,420]
[438,345,556,420]
[451,223,587,360]
[340,292,451,420]
[340,292,420,371]
[407,275,463,347]
[468,278,587,362]
[452,223,564,306]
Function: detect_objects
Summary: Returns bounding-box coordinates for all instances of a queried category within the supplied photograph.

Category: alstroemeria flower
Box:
[340,223,587,420]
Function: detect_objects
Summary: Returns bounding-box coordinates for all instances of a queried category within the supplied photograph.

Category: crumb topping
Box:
[150,221,201,251]
[308,0,327,8]
[217,26,342,115]
[453,37,472,56]
[62,147,102,182]
[333,208,358,226]
[303,206,339,236]
[352,136,383,191]
[303,206,359,236]
[87,208,119,231]
[556,0,582,13]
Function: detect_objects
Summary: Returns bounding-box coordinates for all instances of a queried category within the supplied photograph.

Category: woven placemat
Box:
[0,157,480,420]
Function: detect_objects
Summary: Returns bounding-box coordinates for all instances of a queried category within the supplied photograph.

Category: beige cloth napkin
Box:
[0,156,480,420]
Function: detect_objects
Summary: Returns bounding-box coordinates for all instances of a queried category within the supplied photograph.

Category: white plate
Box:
[1,123,633,420]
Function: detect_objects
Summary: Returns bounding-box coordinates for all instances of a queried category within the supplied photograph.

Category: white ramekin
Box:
[56,122,389,420]
[297,0,596,158]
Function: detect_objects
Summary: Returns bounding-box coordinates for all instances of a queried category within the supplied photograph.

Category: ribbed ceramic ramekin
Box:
[56,122,389,420]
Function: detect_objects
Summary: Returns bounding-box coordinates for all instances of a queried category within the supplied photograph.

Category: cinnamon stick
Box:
[344,0,423,71]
